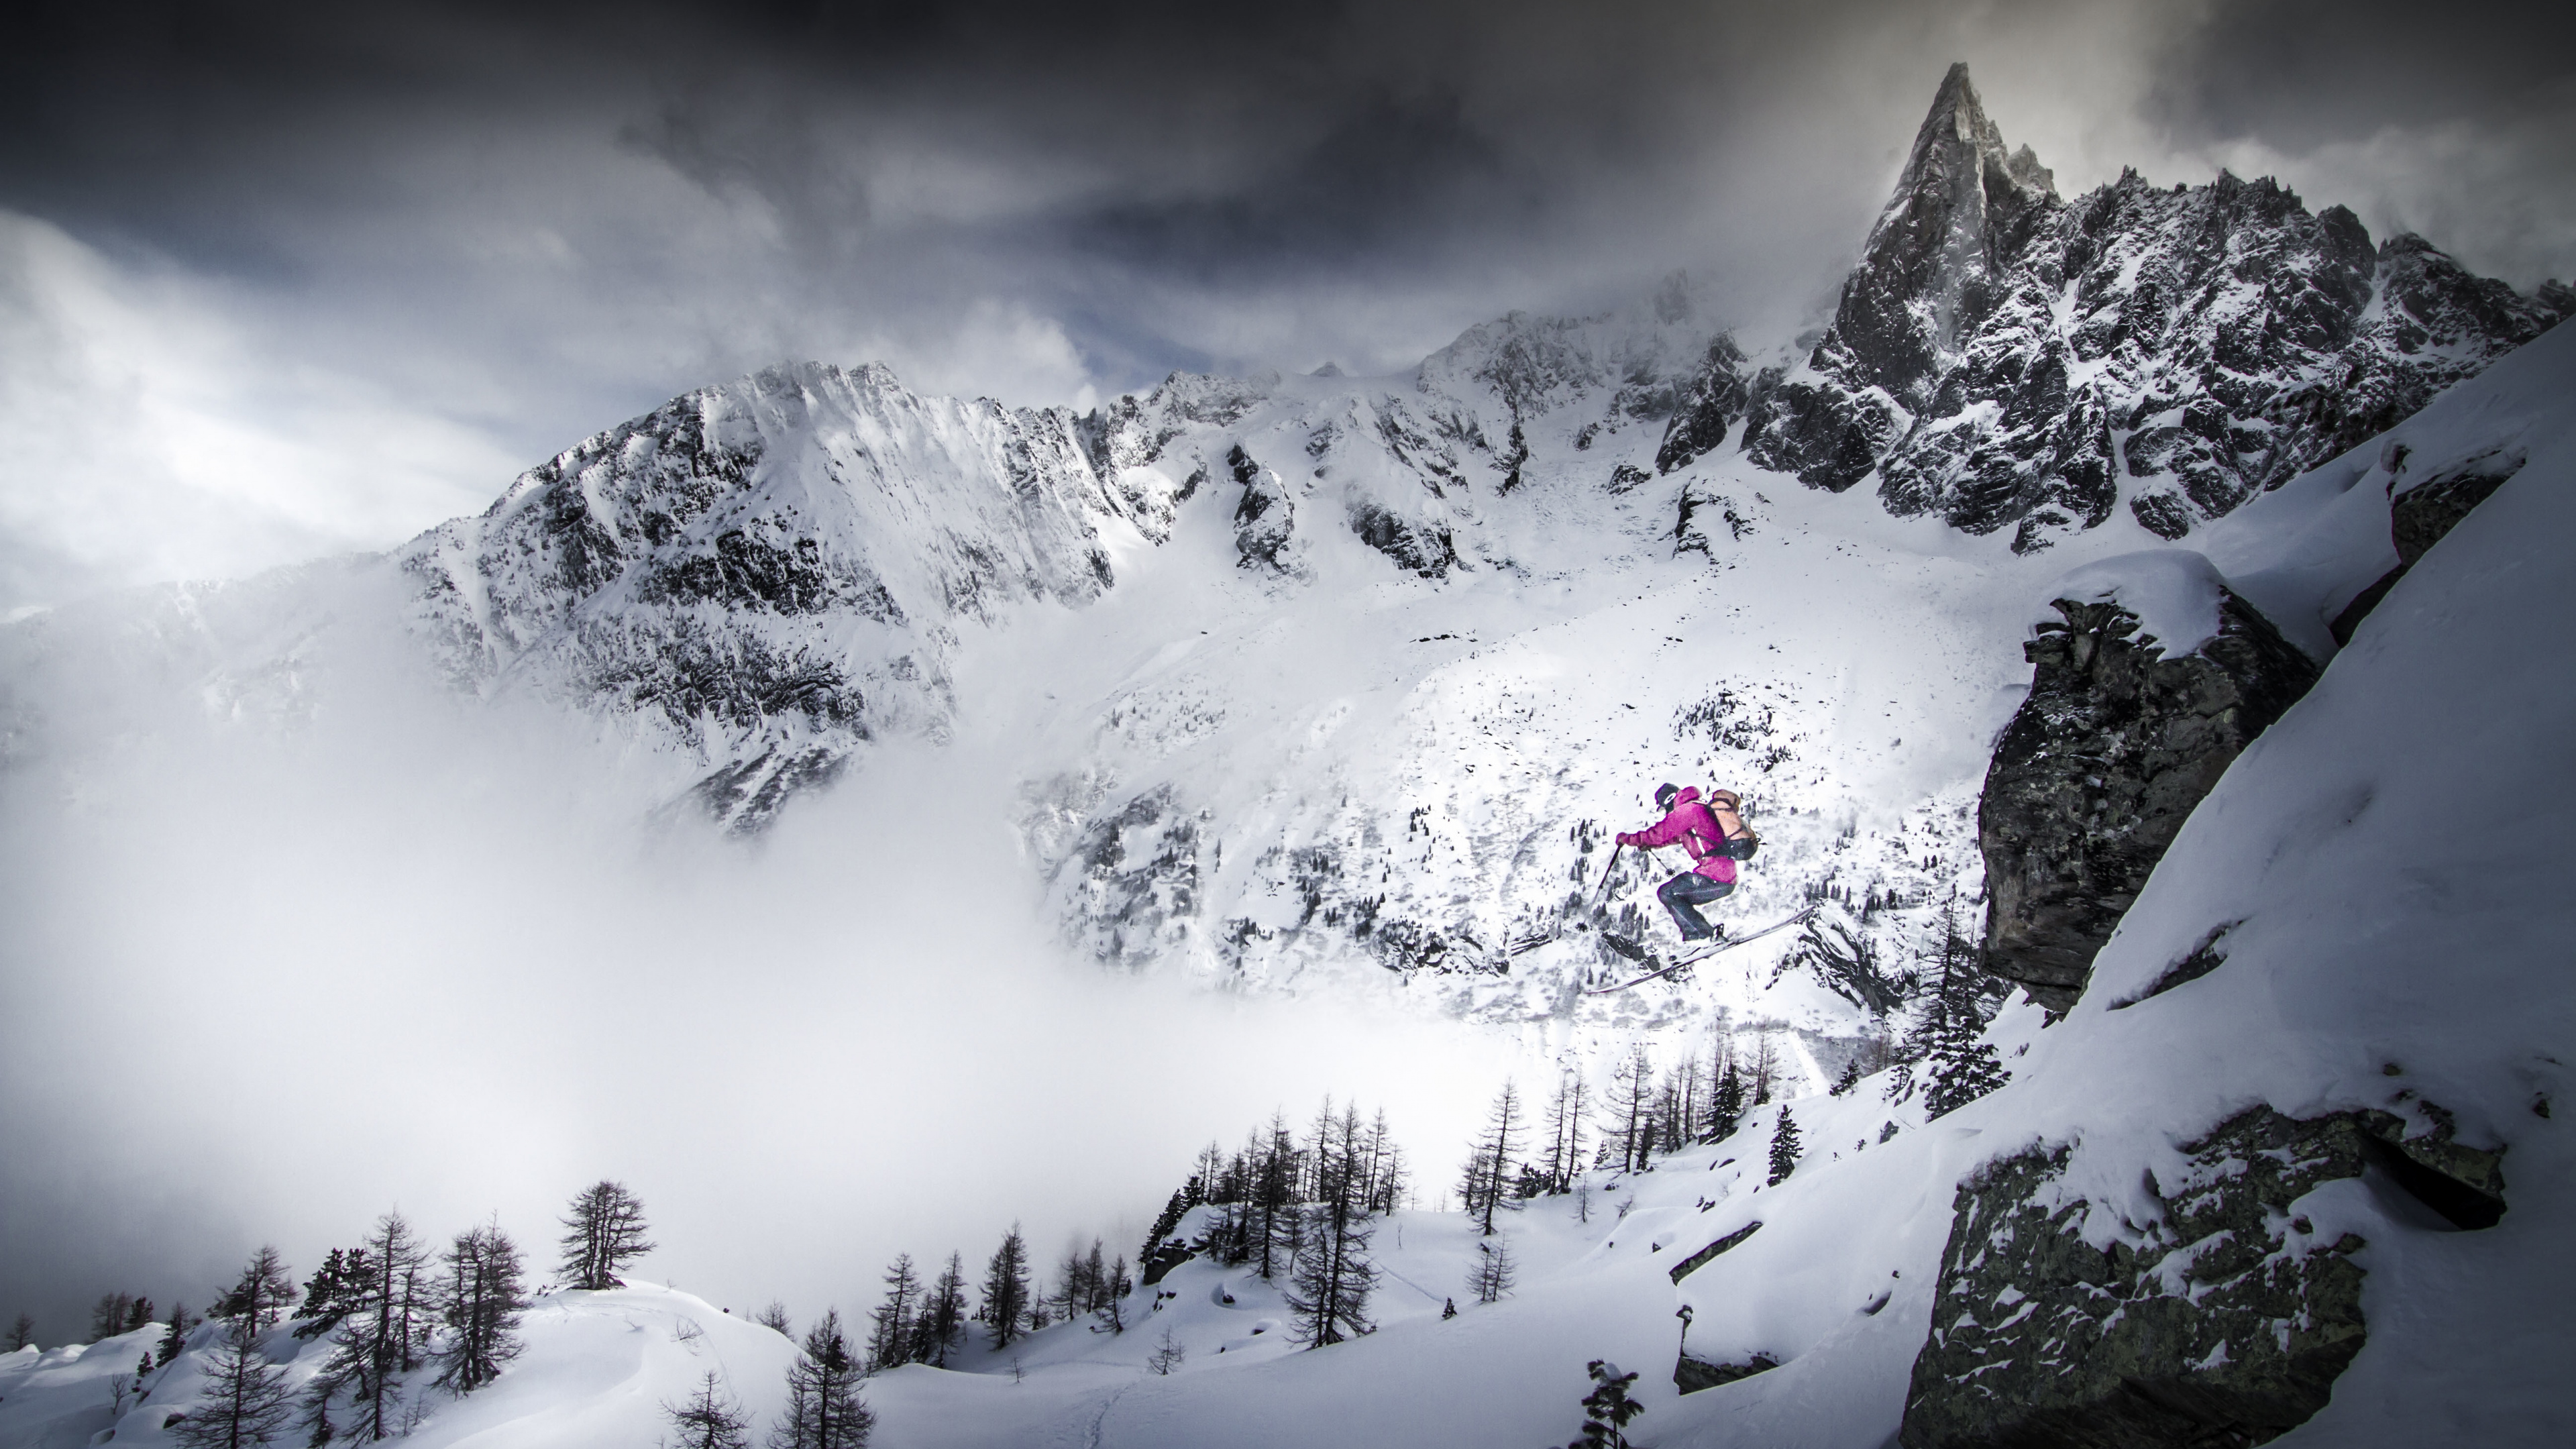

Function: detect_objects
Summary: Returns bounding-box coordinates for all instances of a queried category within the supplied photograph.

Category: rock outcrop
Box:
[2330,445,2527,644]
[1899,1105,2504,1449]
[1979,592,2317,1012]
[1664,64,2570,551]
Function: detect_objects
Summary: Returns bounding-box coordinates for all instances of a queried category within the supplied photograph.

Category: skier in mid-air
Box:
[1616,784,1756,953]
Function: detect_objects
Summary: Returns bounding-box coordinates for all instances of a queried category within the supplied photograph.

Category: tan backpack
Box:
[1706,790,1760,860]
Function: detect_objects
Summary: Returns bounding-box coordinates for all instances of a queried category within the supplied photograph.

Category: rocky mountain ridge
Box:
[7,66,2566,1049]
[1660,63,2570,551]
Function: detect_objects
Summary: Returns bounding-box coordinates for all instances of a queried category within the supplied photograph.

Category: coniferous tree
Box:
[1139,1189,1191,1265]
[172,1314,295,1449]
[1921,896,2010,1117]
[770,1310,871,1449]
[1098,1254,1128,1336]
[160,1303,198,1366]
[1926,1012,2012,1118]
[1365,1112,1409,1214]
[910,1255,967,1368]
[1542,1073,1588,1192]
[1601,1048,1655,1173]
[1462,1080,1525,1235]
[431,1220,526,1393]
[319,1210,433,1443]
[1253,1112,1299,1280]
[1564,1359,1646,1449]
[754,1303,794,1337]
[1466,1236,1517,1305]
[7,1311,34,1351]
[1830,1058,1864,1096]
[557,1181,655,1291]
[864,1255,919,1371]
[217,1248,300,1330]
[91,1292,137,1342]
[128,1297,157,1334]
[1766,1110,1803,1186]
[661,1371,752,1449]
[293,1250,371,1341]
[1750,1034,1779,1105]
[978,1226,1031,1351]
[1709,1065,1747,1143]
[1084,1240,1108,1315]
[1283,1105,1378,1348]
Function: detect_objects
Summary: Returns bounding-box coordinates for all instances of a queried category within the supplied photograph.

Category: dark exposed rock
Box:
[1348,500,1461,578]
[1672,64,2561,549]
[1669,1220,1761,1283]
[678,745,852,838]
[2330,447,2526,645]
[1980,592,2318,1013]
[1138,1239,1196,1287]
[1229,444,1297,569]
[2108,919,2241,1008]
[1676,1352,1777,1395]
[1899,1106,2504,1449]
[1654,333,1750,474]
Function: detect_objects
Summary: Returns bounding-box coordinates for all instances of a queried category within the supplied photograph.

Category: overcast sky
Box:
[3,0,2569,614]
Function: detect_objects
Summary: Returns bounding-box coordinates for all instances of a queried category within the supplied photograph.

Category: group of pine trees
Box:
[1134,1098,1403,1349]
[1458,1038,1779,1216]
[21,1179,659,1448]
[1454,911,2014,1221]
[847,1220,1137,1377]
[1870,896,2012,1118]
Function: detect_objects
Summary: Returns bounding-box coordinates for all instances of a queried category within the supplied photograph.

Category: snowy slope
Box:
[0,1288,798,1449]
[5,66,2562,1067]
[867,293,2576,1448]
[3,119,2570,1449]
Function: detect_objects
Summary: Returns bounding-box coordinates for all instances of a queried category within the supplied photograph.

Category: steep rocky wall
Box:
[1898,1106,2504,1449]
[1979,592,2316,1012]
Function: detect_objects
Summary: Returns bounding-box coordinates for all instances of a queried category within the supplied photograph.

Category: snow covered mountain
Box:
[6,68,2565,1092]
[1668,63,2570,551]
[5,58,2573,1449]
[13,292,2569,1449]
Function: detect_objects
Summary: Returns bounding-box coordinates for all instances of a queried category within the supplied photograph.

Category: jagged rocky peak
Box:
[1661,63,2567,551]
[1841,61,2060,405]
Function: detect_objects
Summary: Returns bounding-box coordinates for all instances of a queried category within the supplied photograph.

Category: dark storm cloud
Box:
[2145,0,2573,148]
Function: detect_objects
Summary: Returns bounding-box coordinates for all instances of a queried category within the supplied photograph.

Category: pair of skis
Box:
[1507,841,1815,994]
[1581,904,1817,994]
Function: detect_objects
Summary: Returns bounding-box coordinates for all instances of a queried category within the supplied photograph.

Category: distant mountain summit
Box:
[396,361,1187,830]
[1660,62,2569,550]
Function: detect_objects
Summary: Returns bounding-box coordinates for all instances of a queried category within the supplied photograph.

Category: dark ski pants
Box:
[1658,871,1734,941]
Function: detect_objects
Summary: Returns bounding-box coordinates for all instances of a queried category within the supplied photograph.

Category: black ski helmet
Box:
[1654,782,1680,812]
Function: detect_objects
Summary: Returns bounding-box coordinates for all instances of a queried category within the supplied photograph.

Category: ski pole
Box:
[1584,843,1625,913]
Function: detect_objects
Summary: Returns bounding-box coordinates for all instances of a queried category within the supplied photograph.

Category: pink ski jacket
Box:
[1618,787,1739,883]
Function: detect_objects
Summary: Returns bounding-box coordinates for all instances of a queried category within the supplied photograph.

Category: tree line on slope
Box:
[5,1179,875,1449]
[1126,1096,1405,1350]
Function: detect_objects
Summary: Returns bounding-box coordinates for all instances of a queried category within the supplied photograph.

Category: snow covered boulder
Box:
[1979,556,2316,1012]
[1899,1102,2504,1449]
